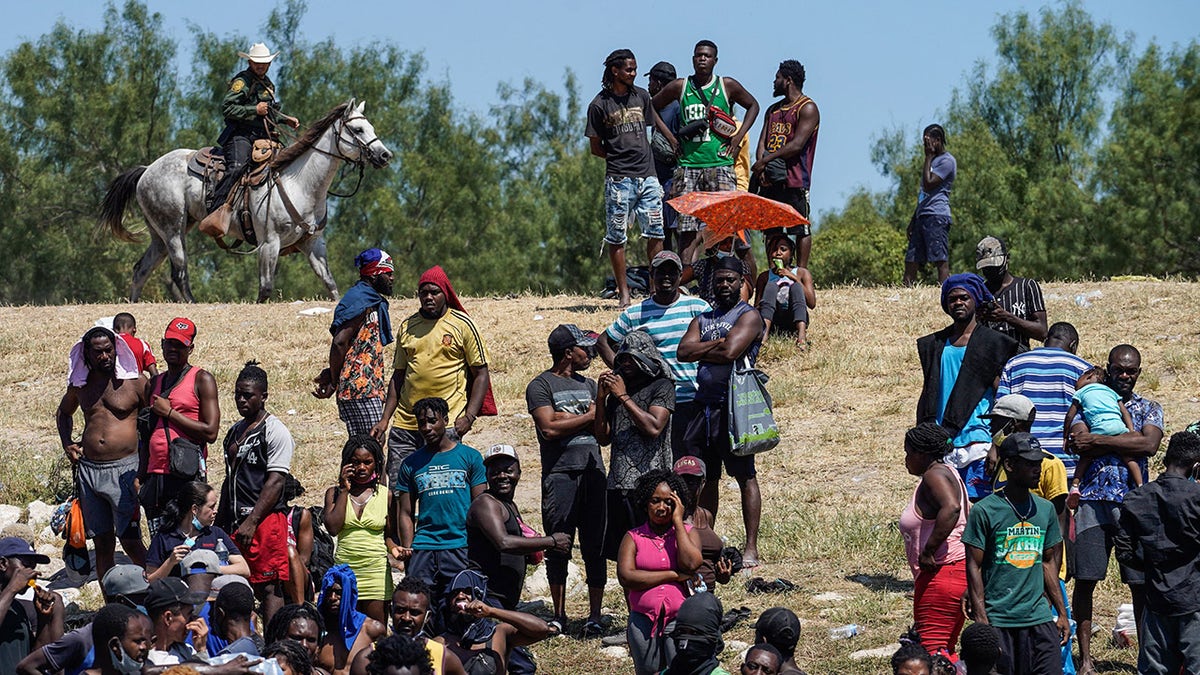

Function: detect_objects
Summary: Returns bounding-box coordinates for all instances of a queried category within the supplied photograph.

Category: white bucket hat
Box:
[238,42,279,64]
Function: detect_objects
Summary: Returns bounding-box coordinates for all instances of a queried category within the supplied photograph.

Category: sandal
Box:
[720,606,752,632]
[547,618,564,637]
[581,619,606,639]
[745,577,797,595]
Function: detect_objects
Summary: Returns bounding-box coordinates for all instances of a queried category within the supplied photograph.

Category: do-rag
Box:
[940,273,993,315]
[417,265,497,416]
[319,564,367,651]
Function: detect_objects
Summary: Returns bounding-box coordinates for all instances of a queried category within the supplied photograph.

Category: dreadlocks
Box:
[602,49,635,90]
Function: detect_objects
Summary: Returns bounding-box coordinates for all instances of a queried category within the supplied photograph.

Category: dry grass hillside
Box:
[3,280,1195,673]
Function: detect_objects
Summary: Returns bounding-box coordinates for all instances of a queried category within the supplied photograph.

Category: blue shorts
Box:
[605,176,664,245]
[906,213,951,263]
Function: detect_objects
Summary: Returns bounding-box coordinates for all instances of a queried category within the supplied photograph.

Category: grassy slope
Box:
[4,280,1194,672]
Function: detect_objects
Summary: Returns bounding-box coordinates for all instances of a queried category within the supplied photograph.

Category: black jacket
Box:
[916,323,1019,435]
[1116,475,1200,616]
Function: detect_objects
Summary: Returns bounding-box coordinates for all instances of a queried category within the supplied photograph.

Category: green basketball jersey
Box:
[678,74,734,168]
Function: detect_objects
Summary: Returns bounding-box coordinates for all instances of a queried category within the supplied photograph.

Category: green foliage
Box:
[828,1,1199,281]
[0,0,606,304]
[809,191,906,286]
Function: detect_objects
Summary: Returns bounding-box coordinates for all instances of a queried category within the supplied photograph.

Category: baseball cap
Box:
[998,432,1045,462]
[101,564,150,598]
[975,236,1008,269]
[673,456,707,477]
[483,444,518,465]
[163,317,197,346]
[981,394,1036,423]
[650,250,683,270]
[754,607,801,647]
[645,61,676,81]
[548,324,598,353]
[145,578,208,610]
[209,574,251,600]
[181,549,221,575]
[0,537,50,564]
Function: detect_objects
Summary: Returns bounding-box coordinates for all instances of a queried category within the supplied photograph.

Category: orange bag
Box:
[65,498,87,549]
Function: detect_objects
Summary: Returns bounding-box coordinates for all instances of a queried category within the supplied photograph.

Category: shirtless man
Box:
[56,326,148,580]
[317,572,386,675]
[349,577,466,675]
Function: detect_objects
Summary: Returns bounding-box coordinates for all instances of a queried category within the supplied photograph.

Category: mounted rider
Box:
[208,42,300,212]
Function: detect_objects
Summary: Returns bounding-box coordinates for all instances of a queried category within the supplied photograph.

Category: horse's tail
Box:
[98,166,147,243]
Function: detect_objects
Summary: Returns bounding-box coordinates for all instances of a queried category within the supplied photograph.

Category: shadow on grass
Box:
[535,303,611,313]
[844,573,914,593]
[1092,661,1135,674]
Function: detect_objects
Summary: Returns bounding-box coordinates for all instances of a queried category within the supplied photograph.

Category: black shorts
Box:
[760,185,811,238]
[682,404,756,480]
[1073,521,1143,584]
[995,621,1063,675]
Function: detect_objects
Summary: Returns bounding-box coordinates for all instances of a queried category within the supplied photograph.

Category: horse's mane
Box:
[271,102,350,169]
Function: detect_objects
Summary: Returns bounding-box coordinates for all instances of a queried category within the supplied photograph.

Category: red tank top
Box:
[764,96,817,189]
[147,366,205,474]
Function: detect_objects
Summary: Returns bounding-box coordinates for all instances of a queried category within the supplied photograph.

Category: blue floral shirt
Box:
[1077,393,1164,503]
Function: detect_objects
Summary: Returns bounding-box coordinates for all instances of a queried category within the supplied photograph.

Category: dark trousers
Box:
[758,283,809,328]
[211,134,253,208]
[1139,608,1200,674]
[542,468,607,588]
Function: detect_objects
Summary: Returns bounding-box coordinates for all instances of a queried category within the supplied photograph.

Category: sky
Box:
[3,1,1198,220]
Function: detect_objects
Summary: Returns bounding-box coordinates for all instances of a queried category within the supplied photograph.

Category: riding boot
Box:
[209,135,253,212]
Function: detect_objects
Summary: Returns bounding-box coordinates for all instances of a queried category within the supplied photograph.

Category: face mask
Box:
[110,639,144,675]
[992,421,1014,448]
[715,250,734,259]
[191,516,204,530]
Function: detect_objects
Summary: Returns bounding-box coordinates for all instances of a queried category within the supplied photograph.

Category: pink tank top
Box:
[899,463,968,577]
[147,366,205,474]
[627,522,692,635]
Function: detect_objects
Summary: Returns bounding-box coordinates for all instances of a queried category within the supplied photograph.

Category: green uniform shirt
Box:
[678,75,734,169]
[221,68,284,131]
[961,490,1062,628]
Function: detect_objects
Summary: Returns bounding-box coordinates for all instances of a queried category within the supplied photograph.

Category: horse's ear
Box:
[355,100,366,114]
[345,97,357,112]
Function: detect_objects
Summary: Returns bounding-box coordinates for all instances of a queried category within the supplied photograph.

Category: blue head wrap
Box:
[940,273,993,315]
[319,564,367,651]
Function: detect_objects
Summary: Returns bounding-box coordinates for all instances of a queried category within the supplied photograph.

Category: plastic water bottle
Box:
[829,624,858,640]
[689,572,708,594]
[215,539,229,566]
[1113,603,1136,648]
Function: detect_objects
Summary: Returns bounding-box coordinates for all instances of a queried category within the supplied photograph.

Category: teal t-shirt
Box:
[961,491,1062,628]
[936,342,994,446]
[1073,382,1128,436]
[395,443,486,550]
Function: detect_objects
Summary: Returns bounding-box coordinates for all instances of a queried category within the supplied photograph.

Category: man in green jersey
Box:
[652,40,759,266]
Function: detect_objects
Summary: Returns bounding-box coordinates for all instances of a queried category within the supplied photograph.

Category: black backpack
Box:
[307,505,336,584]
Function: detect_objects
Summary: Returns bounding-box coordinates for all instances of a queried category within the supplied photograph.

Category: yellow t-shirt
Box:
[392,309,489,430]
[733,120,751,191]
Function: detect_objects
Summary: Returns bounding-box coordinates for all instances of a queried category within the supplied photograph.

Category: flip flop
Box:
[745,577,797,595]
[741,556,762,569]
[547,619,564,637]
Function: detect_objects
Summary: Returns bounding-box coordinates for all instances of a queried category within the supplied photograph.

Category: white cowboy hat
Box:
[238,43,279,64]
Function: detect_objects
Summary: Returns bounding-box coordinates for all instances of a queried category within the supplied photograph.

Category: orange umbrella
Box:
[667,191,809,240]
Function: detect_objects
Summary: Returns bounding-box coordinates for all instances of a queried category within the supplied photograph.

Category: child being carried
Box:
[1065,366,1140,509]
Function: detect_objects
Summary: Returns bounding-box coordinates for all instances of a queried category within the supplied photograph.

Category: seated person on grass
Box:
[753,234,815,348]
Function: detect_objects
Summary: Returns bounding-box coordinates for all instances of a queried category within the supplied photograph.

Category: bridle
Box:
[273,108,387,197]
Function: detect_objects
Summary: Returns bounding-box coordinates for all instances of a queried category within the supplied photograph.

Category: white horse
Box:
[99,99,391,302]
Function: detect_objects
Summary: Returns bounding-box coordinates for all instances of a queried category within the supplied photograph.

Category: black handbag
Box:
[143,367,203,480]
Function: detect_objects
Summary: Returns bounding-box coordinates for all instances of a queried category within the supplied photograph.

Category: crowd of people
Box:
[3,36,1195,675]
[895,242,1200,675]
[586,41,817,356]
[8,227,809,675]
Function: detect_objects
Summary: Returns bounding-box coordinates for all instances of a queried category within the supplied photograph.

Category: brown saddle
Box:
[194,140,281,248]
